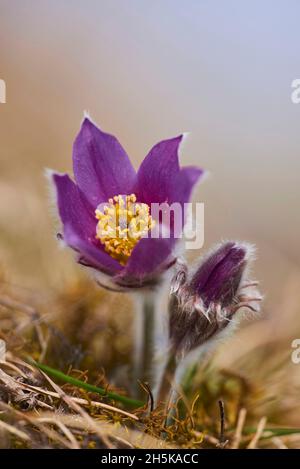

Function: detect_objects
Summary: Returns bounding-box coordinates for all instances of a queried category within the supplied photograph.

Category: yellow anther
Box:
[95,193,155,265]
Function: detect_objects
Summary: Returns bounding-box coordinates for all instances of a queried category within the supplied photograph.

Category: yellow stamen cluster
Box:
[95,194,155,265]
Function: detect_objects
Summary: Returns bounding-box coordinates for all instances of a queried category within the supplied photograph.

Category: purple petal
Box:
[52,172,96,240]
[73,117,136,206]
[169,166,204,232]
[52,173,121,275]
[135,136,183,205]
[170,166,204,205]
[117,237,174,283]
[191,242,247,307]
[147,166,204,240]
[64,225,122,276]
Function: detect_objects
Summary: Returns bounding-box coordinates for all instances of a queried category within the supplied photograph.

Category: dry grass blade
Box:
[38,368,113,448]
[231,408,247,449]
[0,296,38,317]
[19,381,139,421]
[0,366,53,410]
[37,412,176,449]
[0,401,78,449]
[271,437,288,449]
[0,360,29,379]
[247,417,267,449]
[37,417,79,449]
[0,419,30,442]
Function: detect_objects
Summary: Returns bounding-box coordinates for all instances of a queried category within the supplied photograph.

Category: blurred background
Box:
[1,0,300,430]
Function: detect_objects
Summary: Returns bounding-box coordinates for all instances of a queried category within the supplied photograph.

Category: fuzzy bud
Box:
[169,241,261,358]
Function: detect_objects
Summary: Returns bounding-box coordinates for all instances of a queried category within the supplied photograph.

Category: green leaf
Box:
[244,426,300,439]
[28,359,144,409]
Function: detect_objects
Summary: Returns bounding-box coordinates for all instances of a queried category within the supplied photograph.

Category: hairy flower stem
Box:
[133,292,156,397]
[155,350,177,409]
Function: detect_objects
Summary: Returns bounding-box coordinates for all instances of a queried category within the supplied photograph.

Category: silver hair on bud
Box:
[155,240,262,412]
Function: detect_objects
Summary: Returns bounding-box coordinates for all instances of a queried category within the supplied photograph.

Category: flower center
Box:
[95,193,155,265]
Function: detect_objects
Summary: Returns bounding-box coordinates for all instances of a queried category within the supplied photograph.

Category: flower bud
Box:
[169,241,261,357]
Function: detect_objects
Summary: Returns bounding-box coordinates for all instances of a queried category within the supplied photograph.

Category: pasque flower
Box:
[155,241,262,407]
[168,241,262,357]
[50,117,204,289]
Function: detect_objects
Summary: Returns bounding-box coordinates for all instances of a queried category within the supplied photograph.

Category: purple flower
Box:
[191,241,248,308]
[169,241,262,356]
[50,117,204,289]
